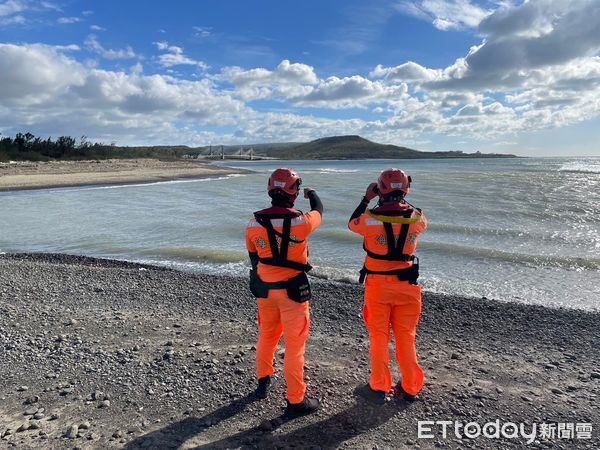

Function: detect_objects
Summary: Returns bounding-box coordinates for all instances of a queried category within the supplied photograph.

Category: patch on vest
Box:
[275,235,299,248]
[408,233,417,244]
[375,235,387,246]
[255,237,267,249]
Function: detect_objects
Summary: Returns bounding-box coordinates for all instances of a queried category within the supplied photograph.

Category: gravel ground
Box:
[0,253,599,449]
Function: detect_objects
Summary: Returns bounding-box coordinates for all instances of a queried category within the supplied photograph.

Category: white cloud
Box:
[1,1,600,150]
[0,43,246,144]
[220,60,318,101]
[57,16,81,24]
[193,26,212,38]
[432,0,600,91]
[90,24,105,31]
[396,0,491,31]
[154,41,209,70]
[371,61,441,82]
[0,0,24,17]
[292,76,408,109]
[85,35,136,60]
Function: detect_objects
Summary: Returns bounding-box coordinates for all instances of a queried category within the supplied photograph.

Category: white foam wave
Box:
[43,174,245,193]
[317,168,360,174]
[558,162,600,174]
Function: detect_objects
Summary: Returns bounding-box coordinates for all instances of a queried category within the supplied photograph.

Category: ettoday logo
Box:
[418,420,593,443]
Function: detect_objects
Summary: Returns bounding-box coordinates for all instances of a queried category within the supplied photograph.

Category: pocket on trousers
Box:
[362,303,369,328]
[298,316,310,338]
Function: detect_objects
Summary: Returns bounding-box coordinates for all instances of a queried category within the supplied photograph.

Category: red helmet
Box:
[377,168,411,196]
[268,168,302,195]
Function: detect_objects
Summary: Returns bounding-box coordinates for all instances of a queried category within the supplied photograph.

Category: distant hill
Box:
[253,135,516,160]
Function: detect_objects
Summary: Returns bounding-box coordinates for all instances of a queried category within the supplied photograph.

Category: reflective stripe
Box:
[247,217,306,228]
[366,210,422,224]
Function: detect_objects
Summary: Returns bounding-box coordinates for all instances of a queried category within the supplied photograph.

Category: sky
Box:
[0,0,599,156]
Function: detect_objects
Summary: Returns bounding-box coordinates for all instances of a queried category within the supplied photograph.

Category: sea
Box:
[1,157,599,311]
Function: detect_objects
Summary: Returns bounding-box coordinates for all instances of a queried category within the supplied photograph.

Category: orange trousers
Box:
[363,275,424,396]
[256,289,310,404]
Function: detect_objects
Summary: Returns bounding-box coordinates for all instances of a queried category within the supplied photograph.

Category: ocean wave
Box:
[420,241,600,270]
[142,247,247,264]
[315,229,363,243]
[558,162,600,174]
[317,168,360,173]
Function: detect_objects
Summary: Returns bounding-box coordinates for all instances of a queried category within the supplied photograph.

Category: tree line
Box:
[0,133,202,162]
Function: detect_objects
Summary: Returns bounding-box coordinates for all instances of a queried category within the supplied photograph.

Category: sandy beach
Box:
[0,159,248,191]
[0,253,598,449]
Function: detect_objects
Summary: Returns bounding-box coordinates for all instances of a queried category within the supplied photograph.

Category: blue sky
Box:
[1,0,599,156]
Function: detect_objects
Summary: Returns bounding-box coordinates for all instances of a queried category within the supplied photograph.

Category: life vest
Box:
[249,209,312,302]
[359,207,420,284]
[253,210,312,273]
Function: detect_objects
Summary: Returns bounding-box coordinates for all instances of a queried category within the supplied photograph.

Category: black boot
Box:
[284,397,320,417]
[255,376,271,399]
[356,383,386,405]
[394,381,418,402]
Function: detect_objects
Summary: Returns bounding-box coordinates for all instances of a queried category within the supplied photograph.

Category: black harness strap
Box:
[254,213,312,272]
[358,260,419,284]
[364,209,415,261]
[360,209,419,284]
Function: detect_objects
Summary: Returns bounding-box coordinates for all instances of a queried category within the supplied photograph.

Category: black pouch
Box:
[249,269,269,298]
[285,272,312,303]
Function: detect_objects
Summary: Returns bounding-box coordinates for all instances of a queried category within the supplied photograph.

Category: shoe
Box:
[255,376,271,399]
[284,397,320,417]
[394,382,418,402]
[356,384,386,405]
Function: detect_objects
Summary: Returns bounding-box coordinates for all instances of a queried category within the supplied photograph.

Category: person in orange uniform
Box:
[348,168,427,404]
[246,168,323,417]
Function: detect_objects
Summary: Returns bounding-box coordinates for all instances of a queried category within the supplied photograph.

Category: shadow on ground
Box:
[125,387,412,449]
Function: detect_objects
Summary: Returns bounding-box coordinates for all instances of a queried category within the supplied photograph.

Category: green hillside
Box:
[258,135,516,160]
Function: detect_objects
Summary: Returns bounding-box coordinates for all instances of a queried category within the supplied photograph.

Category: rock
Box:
[17,386,29,392]
[23,396,39,405]
[79,421,91,430]
[65,425,79,439]
[92,390,104,401]
[33,412,45,420]
[551,388,564,395]
[545,363,557,369]
[495,387,503,394]
[50,413,60,420]
[258,420,273,432]
[112,430,123,438]
[24,407,38,416]
[17,423,30,432]
[59,387,74,396]
[29,422,40,430]
[99,400,111,408]
[521,396,533,403]
[591,372,600,379]
[451,353,460,360]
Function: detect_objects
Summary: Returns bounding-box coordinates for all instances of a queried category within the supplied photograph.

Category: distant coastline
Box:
[1,133,517,164]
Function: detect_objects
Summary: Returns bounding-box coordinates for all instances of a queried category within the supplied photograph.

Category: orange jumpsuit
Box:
[246,208,321,404]
[349,205,427,396]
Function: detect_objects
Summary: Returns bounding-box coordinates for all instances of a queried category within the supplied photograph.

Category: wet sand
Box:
[0,159,248,192]
[0,253,598,449]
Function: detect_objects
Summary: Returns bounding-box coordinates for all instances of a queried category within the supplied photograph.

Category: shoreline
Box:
[0,159,251,192]
[1,252,598,448]
[5,251,597,314]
